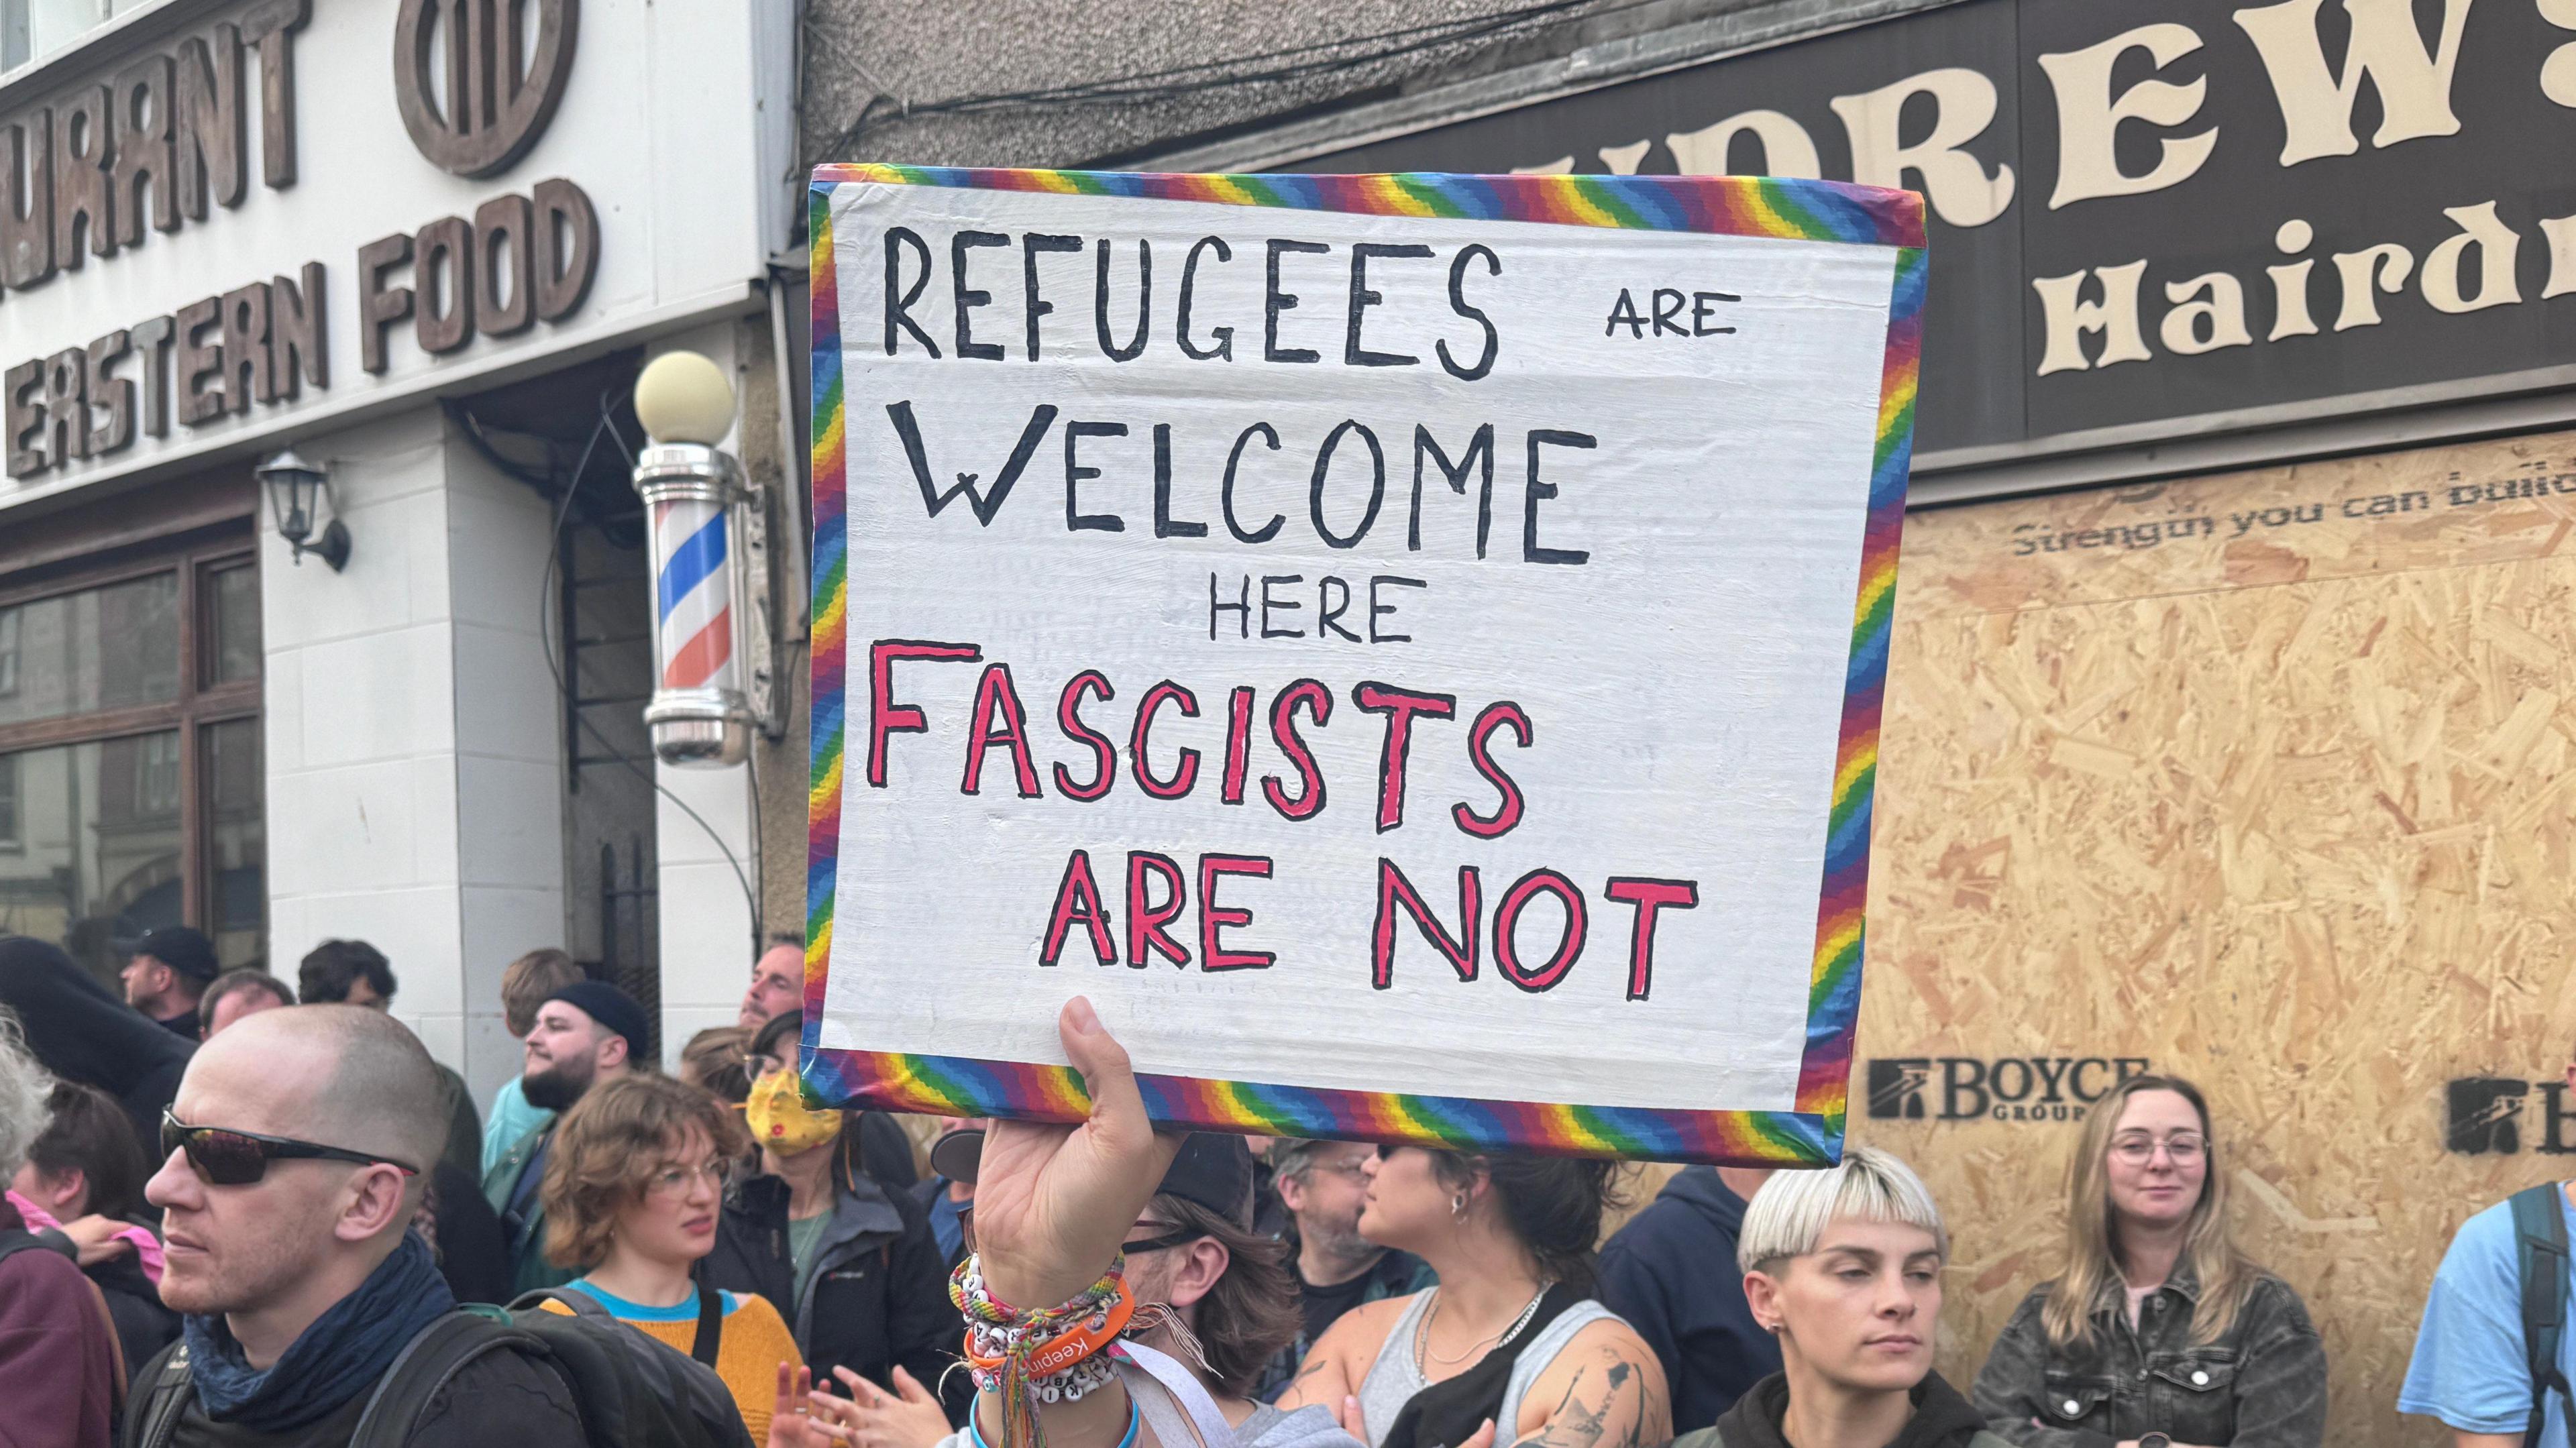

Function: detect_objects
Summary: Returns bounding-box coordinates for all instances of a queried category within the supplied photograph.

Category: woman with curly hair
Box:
[540,1072,816,1443]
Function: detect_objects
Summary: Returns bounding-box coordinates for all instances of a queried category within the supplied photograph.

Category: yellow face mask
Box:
[746,1067,843,1155]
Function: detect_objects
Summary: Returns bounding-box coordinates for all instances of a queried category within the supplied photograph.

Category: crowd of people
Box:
[0,928,2555,1448]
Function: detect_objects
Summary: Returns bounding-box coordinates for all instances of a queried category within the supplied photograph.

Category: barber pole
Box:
[635,437,753,767]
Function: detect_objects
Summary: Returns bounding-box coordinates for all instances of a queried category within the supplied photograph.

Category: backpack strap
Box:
[350,1307,544,1448]
[690,1283,724,1370]
[2511,1182,2574,1448]
[123,1341,195,1448]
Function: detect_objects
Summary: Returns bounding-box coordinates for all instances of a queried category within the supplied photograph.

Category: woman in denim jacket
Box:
[1971,1075,2324,1448]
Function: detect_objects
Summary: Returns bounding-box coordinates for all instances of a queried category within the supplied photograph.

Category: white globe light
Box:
[634,350,737,445]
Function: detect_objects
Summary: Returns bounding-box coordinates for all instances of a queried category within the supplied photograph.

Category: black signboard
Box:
[1299,0,2576,459]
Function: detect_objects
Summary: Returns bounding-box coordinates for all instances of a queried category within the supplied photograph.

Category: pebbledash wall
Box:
[796,0,2576,1439]
[0,0,801,1103]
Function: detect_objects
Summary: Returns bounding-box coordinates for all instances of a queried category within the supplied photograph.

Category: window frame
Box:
[0,526,260,931]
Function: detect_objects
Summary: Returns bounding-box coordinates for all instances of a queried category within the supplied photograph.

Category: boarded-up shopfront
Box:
[1862,431,2576,1442]
[1156,0,2576,1437]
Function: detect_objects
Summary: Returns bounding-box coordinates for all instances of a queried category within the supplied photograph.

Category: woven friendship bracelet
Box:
[950,1254,1136,1445]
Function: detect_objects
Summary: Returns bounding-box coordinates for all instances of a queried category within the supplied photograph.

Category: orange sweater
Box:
[542,1281,802,1441]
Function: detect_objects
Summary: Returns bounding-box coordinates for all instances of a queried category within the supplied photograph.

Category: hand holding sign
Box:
[972,997,1183,1311]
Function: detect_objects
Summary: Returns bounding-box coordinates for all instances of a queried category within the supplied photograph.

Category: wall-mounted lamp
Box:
[255,448,350,571]
[632,350,781,768]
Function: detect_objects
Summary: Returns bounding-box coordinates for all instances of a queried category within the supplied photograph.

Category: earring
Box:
[1451,1193,1467,1219]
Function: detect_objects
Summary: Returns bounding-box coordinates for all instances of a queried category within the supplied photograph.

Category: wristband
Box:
[964,1290,1137,1380]
[953,1253,1136,1445]
[971,1390,1139,1448]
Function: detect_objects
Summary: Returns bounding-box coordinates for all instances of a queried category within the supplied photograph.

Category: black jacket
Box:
[700,1168,961,1416]
[26,1219,182,1377]
[123,1339,584,1448]
[1595,1167,1782,1432]
[1970,1264,2325,1448]
[1684,1370,2002,1448]
[0,936,194,1159]
[91,1242,182,1375]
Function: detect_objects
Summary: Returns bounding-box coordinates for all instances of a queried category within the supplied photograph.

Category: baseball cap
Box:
[932,1127,1256,1225]
[133,926,220,983]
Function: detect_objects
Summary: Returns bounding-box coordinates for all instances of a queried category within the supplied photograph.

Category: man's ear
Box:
[1276,1173,1309,1215]
[598,1032,631,1072]
[335,1164,417,1242]
[1166,1237,1231,1309]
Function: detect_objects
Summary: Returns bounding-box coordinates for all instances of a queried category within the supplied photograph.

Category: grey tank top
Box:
[1354,1290,1621,1448]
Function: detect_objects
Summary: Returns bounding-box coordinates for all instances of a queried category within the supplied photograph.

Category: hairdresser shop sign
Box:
[802,167,1923,1166]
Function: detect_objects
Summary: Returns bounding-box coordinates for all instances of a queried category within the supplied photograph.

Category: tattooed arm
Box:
[1507,1323,1672,1448]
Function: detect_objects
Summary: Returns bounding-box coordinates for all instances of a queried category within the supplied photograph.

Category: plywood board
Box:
[1854,429,2576,1445]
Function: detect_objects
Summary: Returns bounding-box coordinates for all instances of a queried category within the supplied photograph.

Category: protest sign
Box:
[803,166,1923,1165]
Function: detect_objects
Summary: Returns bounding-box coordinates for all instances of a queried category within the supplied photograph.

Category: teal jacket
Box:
[480,1122,576,1296]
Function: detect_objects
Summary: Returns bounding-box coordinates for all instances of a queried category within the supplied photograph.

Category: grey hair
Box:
[0,1007,58,1181]
[1737,1145,1948,1274]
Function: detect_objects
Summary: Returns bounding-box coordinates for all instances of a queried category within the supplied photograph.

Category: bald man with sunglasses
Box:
[127,1005,583,1448]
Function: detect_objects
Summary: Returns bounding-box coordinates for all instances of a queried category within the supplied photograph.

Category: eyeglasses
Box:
[1305,1159,1373,1184]
[647,1158,735,1197]
[1122,1223,1206,1256]
[161,1110,422,1186]
[2109,1134,2206,1166]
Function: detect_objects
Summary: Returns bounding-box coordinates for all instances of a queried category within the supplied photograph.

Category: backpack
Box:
[2511,1182,2576,1448]
[125,1286,753,1448]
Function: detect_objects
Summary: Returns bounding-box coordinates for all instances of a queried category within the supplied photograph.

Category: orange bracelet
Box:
[962,1288,1136,1379]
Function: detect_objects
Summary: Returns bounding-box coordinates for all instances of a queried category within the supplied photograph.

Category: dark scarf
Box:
[1382,1284,1581,1448]
[183,1231,458,1432]
[1714,1369,1988,1448]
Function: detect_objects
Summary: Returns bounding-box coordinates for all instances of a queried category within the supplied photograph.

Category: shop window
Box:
[0,539,262,987]
[1,0,150,73]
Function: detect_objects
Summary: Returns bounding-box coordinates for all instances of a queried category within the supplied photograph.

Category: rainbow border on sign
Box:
[804,167,1922,1167]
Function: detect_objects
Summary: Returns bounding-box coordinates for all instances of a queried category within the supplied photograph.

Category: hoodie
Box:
[0,937,194,1156]
[1595,1166,1781,1431]
[1700,1370,1997,1448]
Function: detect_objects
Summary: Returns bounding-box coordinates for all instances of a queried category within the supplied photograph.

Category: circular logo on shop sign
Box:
[394,0,580,178]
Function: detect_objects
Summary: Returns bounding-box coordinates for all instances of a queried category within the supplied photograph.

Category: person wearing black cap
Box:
[824,1091,1321,1448]
[481,979,649,1294]
[123,925,221,1040]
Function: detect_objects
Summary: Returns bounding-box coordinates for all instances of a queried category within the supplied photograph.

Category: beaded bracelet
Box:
[964,1289,1136,1383]
[970,1390,1139,1448]
[951,1254,1135,1446]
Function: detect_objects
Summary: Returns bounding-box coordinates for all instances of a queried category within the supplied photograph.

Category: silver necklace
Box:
[1415,1284,1550,1370]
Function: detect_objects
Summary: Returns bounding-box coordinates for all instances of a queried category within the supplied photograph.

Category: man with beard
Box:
[131,1005,581,1447]
[1252,1139,1431,1399]
[739,936,804,1031]
[480,981,647,1295]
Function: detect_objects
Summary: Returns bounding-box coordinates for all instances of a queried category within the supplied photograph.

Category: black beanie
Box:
[541,980,651,1061]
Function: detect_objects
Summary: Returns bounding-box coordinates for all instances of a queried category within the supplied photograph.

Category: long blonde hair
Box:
[2042,1074,2254,1351]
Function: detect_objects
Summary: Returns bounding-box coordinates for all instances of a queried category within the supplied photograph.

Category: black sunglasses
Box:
[161,1111,422,1186]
